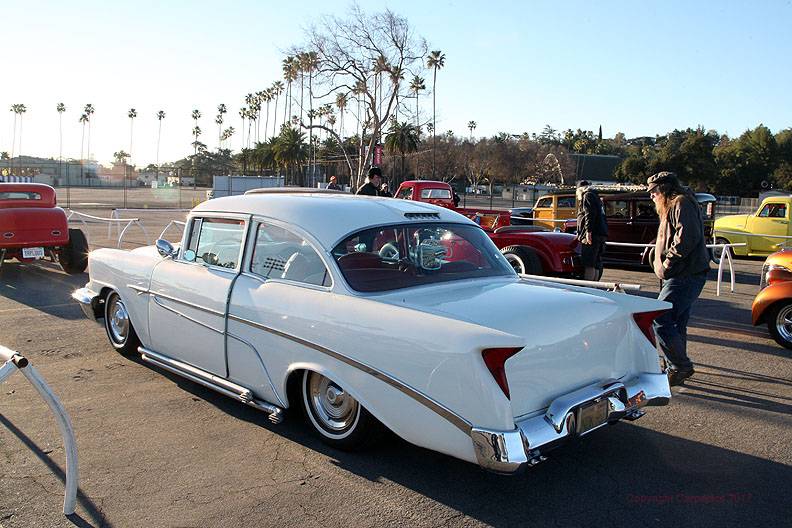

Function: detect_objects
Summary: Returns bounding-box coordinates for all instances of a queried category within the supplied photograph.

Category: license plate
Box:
[576,398,610,435]
[22,247,45,259]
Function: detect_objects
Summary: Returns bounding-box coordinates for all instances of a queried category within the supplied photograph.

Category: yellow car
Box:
[714,196,792,256]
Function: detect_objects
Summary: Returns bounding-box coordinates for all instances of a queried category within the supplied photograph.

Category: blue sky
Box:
[1,0,790,165]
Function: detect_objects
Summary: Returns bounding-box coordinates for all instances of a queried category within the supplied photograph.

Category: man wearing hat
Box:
[327,175,342,191]
[356,167,383,196]
[576,180,608,281]
[647,171,710,386]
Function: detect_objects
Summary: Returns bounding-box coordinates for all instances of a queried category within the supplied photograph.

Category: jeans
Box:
[653,271,708,371]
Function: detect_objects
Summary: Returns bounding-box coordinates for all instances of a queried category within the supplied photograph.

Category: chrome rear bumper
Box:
[471,372,671,474]
[72,287,103,321]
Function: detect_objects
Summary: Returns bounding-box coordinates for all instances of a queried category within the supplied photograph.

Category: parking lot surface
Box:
[1,213,790,527]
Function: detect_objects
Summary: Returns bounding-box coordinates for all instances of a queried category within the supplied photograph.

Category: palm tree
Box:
[282,57,298,127]
[239,107,247,151]
[272,81,285,139]
[335,92,348,140]
[410,76,425,126]
[427,50,446,178]
[79,113,88,180]
[273,127,308,186]
[468,120,477,140]
[113,150,130,164]
[84,104,95,162]
[15,104,27,170]
[216,103,227,147]
[127,108,137,160]
[56,103,66,198]
[156,110,166,177]
[385,121,420,184]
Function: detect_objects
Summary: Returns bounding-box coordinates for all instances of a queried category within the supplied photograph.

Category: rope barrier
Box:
[67,209,149,248]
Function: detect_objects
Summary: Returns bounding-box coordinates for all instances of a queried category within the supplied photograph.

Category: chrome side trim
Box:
[129,286,225,318]
[151,296,224,334]
[227,313,472,434]
[139,346,284,424]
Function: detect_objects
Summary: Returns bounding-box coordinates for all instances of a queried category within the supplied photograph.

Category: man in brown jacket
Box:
[648,171,710,386]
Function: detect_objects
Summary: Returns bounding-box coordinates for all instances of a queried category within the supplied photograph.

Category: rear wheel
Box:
[60,228,89,274]
[767,301,792,351]
[301,370,383,450]
[501,245,543,275]
[104,291,140,356]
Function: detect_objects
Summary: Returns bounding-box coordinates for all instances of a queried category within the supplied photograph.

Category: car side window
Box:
[605,200,629,218]
[535,197,552,209]
[396,187,413,200]
[557,196,576,208]
[250,223,331,287]
[758,203,786,218]
[184,217,245,269]
[635,200,658,219]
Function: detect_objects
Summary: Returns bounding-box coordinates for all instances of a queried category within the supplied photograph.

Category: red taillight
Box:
[632,310,667,346]
[481,347,522,399]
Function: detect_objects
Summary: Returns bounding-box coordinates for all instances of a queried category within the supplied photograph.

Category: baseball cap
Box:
[647,171,679,193]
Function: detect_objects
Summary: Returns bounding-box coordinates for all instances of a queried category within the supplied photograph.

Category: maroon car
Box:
[395,180,582,277]
[0,183,88,274]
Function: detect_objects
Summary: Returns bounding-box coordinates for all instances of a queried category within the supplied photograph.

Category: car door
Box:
[147,214,249,376]
[226,220,333,403]
[603,198,632,262]
[748,202,789,253]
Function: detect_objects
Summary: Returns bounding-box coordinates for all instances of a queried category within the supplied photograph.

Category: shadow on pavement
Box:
[131,355,792,528]
[0,261,86,320]
[0,414,111,528]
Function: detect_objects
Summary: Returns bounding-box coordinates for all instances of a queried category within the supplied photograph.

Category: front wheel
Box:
[104,291,141,356]
[766,301,792,351]
[301,370,383,450]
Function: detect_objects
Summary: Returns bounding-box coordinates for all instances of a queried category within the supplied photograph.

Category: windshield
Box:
[332,223,514,292]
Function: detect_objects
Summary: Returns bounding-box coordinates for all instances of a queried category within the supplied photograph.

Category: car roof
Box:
[192,191,474,247]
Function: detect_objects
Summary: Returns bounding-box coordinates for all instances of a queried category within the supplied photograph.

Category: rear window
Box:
[0,192,41,200]
[332,223,514,292]
[420,188,451,199]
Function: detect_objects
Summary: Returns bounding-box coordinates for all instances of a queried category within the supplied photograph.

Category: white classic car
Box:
[73,189,672,473]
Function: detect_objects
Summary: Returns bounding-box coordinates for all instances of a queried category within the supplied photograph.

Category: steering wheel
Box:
[378,242,400,261]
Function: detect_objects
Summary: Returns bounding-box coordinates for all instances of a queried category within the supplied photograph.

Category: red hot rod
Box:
[0,183,89,274]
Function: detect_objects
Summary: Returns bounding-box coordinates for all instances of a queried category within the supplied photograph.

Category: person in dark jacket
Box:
[648,171,710,386]
[356,167,382,196]
[379,182,393,197]
[576,180,608,280]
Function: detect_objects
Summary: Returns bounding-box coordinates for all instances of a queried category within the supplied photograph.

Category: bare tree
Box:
[296,5,428,189]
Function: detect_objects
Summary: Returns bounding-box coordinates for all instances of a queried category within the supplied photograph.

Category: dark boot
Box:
[668,368,695,387]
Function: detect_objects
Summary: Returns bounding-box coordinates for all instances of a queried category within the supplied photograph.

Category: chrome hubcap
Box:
[108,296,129,343]
[776,305,792,342]
[307,372,358,432]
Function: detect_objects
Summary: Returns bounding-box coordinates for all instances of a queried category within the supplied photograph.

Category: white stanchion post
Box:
[0,346,79,516]
[717,246,726,296]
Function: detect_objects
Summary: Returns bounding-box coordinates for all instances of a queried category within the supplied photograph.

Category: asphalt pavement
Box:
[0,219,790,528]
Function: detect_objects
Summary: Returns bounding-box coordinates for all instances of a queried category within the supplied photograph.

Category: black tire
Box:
[60,228,89,274]
[710,237,733,264]
[104,290,141,356]
[766,301,792,351]
[301,370,384,451]
[501,245,543,275]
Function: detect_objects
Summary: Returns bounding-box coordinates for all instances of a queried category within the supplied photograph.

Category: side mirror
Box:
[156,239,177,258]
